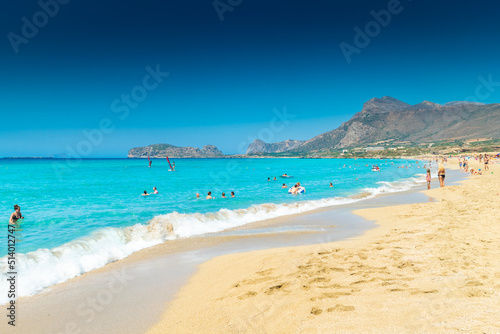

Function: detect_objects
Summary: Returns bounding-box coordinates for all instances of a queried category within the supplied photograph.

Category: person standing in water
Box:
[438,164,446,187]
[142,190,150,196]
[10,205,24,224]
[153,187,159,194]
[206,191,213,199]
[231,191,235,198]
[172,162,175,171]
[426,169,431,190]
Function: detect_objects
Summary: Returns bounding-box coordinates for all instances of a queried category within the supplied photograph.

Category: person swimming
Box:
[273,176,277,181]
[206,191,213,199]
[282,183,287,188]
[231,191,235,198]
[196,193,200,198]
[9,205,24,224]
[153,187,159,194]
[329,182,333,187]
[221,192,226,198]
[142,190,149,196]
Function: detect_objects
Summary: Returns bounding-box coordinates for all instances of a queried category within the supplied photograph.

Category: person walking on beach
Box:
[10,205,24,224]
[438,164,446,187]
[426,169,431,190]
[484,155,490,171]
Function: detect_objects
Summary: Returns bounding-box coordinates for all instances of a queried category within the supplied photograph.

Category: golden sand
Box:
[148,158,500,333]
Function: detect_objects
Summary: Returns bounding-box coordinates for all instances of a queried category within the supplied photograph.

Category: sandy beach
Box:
[148,157,500,333]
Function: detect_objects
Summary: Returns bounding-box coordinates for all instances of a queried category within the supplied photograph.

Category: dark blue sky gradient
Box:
[1,0,500,156]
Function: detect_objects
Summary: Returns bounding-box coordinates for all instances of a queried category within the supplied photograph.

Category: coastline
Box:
[0,159,452,334]
[147,157,500,333]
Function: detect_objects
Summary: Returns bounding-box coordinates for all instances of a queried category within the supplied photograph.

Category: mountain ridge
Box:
[249,98,500,154]
[128,144,224,158]
[246,139,305,154]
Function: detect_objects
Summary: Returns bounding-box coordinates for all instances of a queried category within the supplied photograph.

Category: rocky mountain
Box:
[246,139,305,154]
[248,96,500,154]
[128,144,224,158]
[294,97,500,152]
[443,101,485,106]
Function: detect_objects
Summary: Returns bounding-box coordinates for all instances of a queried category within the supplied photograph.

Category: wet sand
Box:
[148,158,500,333]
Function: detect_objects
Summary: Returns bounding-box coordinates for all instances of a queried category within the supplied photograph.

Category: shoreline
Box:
[0,160,456,334]
[147,157,500,333]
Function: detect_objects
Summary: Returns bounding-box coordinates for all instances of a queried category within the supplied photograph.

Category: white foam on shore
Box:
[0,174,426,304]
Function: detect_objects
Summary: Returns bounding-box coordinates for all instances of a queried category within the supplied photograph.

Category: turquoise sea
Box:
[0,158,432,302]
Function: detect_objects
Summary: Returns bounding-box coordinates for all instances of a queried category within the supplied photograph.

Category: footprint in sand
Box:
[315,292,351,300]
[357,253,368,260]
[465,280,484,286]
[327,304,355,312]
[256,269,274,276]
[241,276,278,285]
[309,277,330,284]
[311,307,323,315]
[409,289,438,295]
[238,291,258,300]
[264,282,289,295]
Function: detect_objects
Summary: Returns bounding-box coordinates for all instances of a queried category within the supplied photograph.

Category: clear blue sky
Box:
[1,0,499,157]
